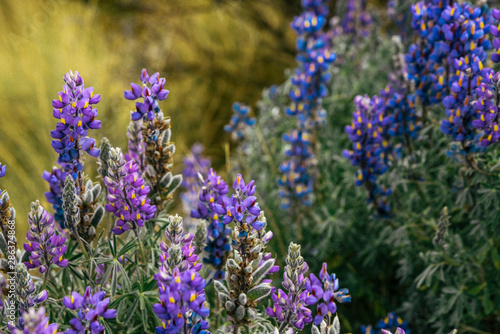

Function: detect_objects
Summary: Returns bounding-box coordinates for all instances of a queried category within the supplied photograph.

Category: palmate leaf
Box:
[117,239,138,258]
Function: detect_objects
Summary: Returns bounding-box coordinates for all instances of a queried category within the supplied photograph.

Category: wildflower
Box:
[104,147,156,235]
[124,69,181,214]
[224,103,256,141]
[190,169,231,279]
[153,268,210,334]
[42,167,67,228]
[361,312,410,334]
[62,286,117,333]
[0,189,16,238]
[50,70,101,177]
[24,201,68,274]
[266,243,312,330]
[215,175,277,332]
[305,263,350,326]
[12,307,61,334]
[343,95,394,215]
[126,119,146,174]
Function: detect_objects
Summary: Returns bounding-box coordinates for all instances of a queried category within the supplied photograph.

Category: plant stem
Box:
[134,228,146,265]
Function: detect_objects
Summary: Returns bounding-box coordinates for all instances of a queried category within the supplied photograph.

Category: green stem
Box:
[42,265,50,290]
[134,228,146,265]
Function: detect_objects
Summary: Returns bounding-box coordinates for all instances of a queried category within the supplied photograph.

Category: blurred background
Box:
[0,0,384,239]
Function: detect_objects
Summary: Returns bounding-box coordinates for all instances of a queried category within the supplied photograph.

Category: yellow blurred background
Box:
[0,0,299,238]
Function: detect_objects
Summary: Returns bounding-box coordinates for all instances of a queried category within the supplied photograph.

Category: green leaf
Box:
[117,261,131,292]
[117,239,137,258]
[111,264,118,297]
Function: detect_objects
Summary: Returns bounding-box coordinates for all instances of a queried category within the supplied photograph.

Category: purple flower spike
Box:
[224,102,256,141]
[104,148,156,235]
[306,262,350,326]
[62,286,116,333]
[50,70,101,178]
[24,201,68,274]
[124,69,169,121]
[267,243,312,330]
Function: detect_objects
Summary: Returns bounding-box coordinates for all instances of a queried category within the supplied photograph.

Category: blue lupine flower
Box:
[343,95,395,215]
[278,0,336,209]
[224,102,256,141]
[361,312,410,334]
[191,169,231,279]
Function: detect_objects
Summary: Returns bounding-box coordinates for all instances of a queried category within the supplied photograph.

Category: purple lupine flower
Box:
[0,162,6,178]
[12,307,61,334]
[157,215,202,275]
[343,95,395,216]
[24,201,68,274]
[50,70,101,176]
[306,263,350,326]
[153,268,210,334]
[340,0,372,37]
[181,144,211,231]
[104,148,156,235]
[266,243,312,330]
[62,286,117,334]
[470,9,500,147]
[190,169,231,279]
[224,102,256,141]
[154,216,210,334]
[124,69,169,121]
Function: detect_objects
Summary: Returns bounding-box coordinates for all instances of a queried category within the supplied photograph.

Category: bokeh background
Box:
[0,0,384,239]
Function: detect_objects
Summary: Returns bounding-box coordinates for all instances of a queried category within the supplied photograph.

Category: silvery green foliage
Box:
[62,175,102,242]
[311,315,340,334]
[214,212,275,332]
[97,137,111,179]
[193,220,207,255]
[0,190,16,237]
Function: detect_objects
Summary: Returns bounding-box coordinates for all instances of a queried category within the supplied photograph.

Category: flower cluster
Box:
[124,69,181,214]
[124,69,169,121]
[24,201,68,273]
[42,168,67,228]
[191,169,230,279]
[361,312,410,334]
[278,130,315,209]
[154,215,210,334]
[181,144,211,231]
[266,242,312,331]
[343,95,394,215]
[470,9,500,147]
[224,102,256,141]
[104,147,156,235]
[279,0,336,209]
[154,267,210,334]
[12,307,61,334]
[406,1,449,109]
[50,70,101,175]
[340,0,372,37]
[62,286,117,334]
[439,3,492,152]
[215,175,278,332]
[306,263,350,326]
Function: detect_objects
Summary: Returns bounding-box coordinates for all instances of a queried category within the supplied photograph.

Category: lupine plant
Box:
[4,0,500,333]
